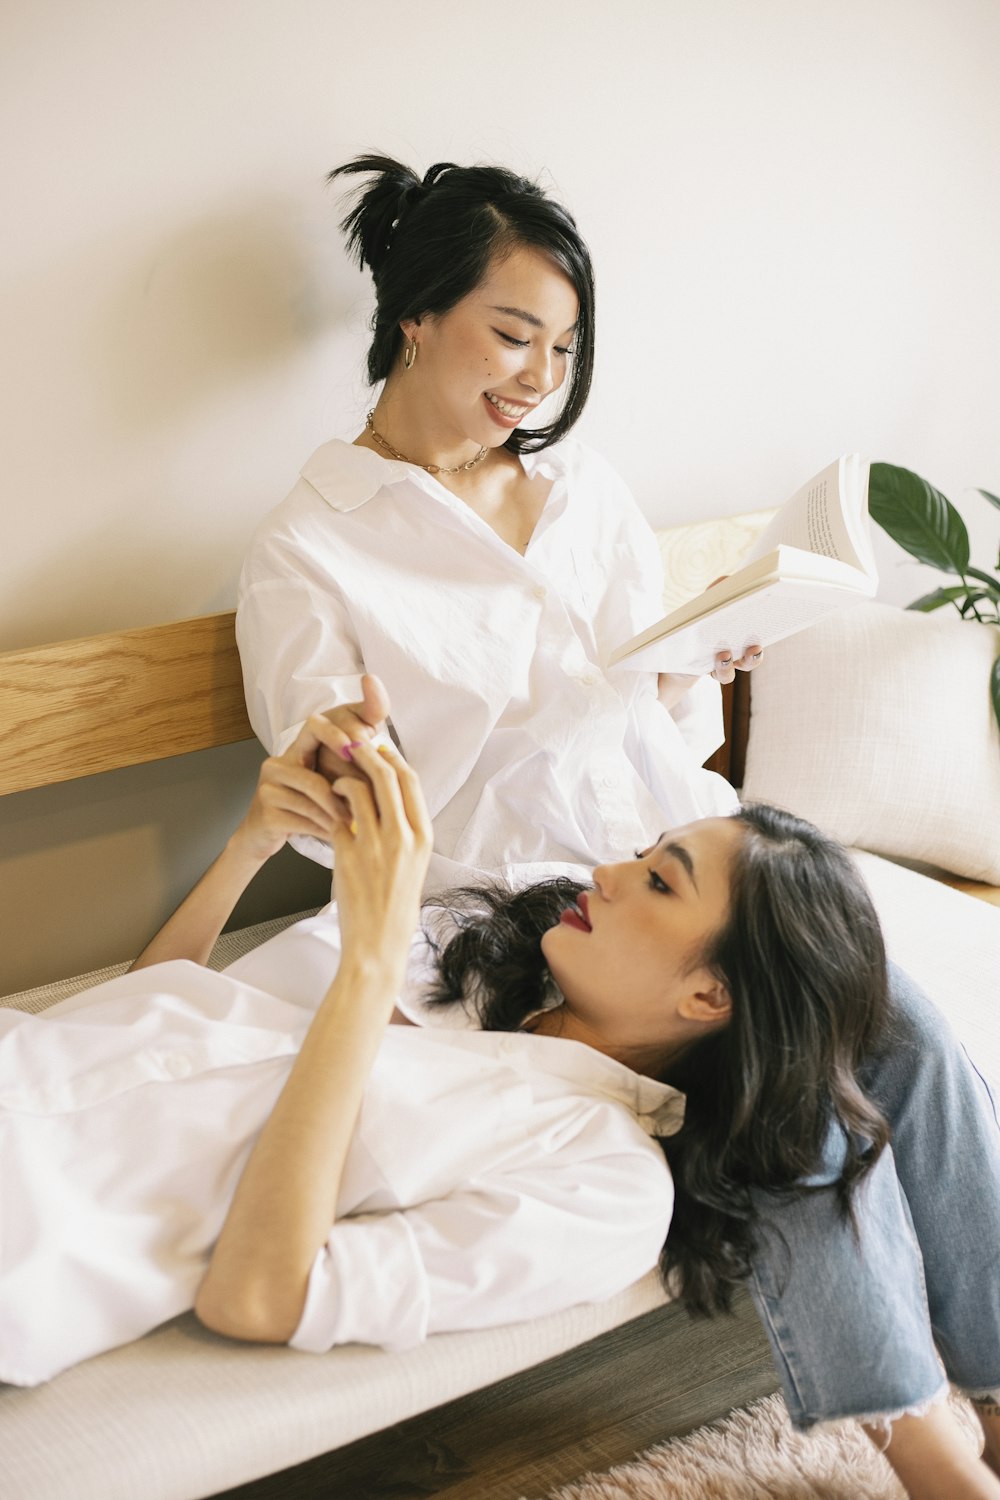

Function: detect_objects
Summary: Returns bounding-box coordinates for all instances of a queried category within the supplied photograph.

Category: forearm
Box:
[657,670,700,711]
[129,832,266,971]
[194,953,405,1343]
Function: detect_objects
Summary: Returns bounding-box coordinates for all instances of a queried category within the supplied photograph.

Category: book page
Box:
[745,456,874,577]
[612,576,874,675]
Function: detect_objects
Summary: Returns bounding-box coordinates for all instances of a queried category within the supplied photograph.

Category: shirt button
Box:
[582,670,602,687]
[163,1053,193,1080]
[532,585,547,601]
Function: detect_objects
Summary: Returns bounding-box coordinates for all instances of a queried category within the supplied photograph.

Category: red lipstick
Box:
[559,893,592,933]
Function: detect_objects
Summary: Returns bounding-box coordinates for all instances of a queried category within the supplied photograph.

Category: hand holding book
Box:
[610,455,877,676]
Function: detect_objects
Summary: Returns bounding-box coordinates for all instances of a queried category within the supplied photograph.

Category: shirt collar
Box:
[300,436,569,514]
[400,923,684,1136]
[300,438,412,512]
[513,1030,687,1138]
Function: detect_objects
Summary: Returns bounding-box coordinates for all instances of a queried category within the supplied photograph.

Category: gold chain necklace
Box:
[365,410,489,476]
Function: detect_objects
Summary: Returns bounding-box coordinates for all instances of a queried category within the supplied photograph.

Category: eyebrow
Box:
[660,838,699,894]
[489,304,578,334]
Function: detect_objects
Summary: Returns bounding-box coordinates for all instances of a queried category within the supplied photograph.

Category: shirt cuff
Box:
[289,1212,430,1353]
[289,833,334,869]
[664,674,725,764]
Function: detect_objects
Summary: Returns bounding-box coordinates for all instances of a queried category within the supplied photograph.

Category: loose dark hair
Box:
[328,153,596,453]
[423,804,891,1316]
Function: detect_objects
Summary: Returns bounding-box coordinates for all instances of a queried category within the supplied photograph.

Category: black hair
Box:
[659,803,891,1314]
[328,153,595,453]
[422,804,891,1316]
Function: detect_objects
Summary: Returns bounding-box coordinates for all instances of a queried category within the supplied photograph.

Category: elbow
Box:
[194,1274,302,1346]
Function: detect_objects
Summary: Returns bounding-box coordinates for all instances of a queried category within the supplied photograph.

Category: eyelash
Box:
[634,850,671,895]
[496,331,574,356]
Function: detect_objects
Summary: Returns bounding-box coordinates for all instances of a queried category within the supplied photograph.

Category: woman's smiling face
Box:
[540,818,745,1058]
[401,243,579,448]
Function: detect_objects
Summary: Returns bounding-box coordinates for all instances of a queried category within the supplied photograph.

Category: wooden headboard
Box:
[0,612,253,797]
[705,671,750,787]
[0,611,749,798]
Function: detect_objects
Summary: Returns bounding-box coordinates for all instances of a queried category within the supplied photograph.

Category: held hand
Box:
[316,674,392,785]
[233,715,349,864]
[328,739,433,966]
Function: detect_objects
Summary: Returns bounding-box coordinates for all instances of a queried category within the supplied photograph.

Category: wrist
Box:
[224,824,274,873]
[336,949,408,992]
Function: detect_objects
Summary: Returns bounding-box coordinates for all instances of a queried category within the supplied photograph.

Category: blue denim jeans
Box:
[747,962,1000,1428]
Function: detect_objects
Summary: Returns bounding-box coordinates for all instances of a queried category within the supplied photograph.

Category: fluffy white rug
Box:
[535,1391,982,1500]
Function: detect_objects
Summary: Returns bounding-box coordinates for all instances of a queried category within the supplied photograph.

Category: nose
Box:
[590,860,623,899]
[518,345,558,398]
[592,852,645,901]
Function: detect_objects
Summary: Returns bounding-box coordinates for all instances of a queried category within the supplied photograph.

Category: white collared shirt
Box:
[0,911,681,1386]
[236,437,738,886]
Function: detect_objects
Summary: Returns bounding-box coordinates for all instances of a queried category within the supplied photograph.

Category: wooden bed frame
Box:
[0,612,252,797]
[0,608,751,799]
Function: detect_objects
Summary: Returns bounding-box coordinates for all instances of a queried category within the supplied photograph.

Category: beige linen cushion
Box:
[741,601,1000,883]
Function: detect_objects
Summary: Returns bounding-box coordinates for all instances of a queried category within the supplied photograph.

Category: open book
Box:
[609,454,877,675]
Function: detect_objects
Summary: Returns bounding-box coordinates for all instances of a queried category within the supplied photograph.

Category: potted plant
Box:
[869,463,1000,733]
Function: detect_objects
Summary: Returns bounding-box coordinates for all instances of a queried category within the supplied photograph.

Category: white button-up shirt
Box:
[236,438,738,887]
[0,910,681,1387]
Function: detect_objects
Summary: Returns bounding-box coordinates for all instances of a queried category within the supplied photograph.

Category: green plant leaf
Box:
[977,489,1000,512]
[992,654,1000,740]
[959,593,991,618]
[869,462,970,573]
[966,566,1000,602]
[906,585,971,613]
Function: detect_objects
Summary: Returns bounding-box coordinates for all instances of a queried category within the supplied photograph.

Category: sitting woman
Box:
[2,722,998,1500]
[236,153,763,890]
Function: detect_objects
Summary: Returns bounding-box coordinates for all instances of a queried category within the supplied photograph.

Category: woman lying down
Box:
[2,717,999,1500]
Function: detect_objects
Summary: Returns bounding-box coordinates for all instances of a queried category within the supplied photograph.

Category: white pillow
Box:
[741,601,1000,883]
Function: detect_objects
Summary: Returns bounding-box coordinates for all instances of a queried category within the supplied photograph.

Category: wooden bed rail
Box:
[0,610,749,799]
[706,672,750,788]
[0,612,254,797]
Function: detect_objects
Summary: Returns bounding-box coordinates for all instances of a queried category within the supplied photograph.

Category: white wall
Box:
[3,0,998,647]
[2,0,998,986]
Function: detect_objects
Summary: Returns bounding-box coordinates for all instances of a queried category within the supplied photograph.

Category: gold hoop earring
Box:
[403,337,418,370]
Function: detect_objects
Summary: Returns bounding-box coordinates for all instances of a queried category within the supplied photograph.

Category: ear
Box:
[399,316,422,339]
[676,974,732,1030]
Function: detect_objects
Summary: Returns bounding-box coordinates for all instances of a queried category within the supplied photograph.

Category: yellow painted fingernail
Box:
[349,820,358,836]
[377,745,392,758]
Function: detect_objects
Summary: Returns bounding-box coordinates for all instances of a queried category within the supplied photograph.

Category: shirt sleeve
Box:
[236,576,364,759]
[237,514,369,866]
[289,1118,673,1354]
[662,674,726,766]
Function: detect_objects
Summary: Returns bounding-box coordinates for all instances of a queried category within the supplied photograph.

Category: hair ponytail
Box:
[332,153,426,283]
[423,877,587,1029]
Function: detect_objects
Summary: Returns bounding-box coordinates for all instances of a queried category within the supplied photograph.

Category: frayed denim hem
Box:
[792,1377,951,1443]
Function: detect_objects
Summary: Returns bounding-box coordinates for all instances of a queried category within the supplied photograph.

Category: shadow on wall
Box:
[0,739,332,993]
[2,524,236,649]
[104,194,360,431]
[1,191,365,648]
